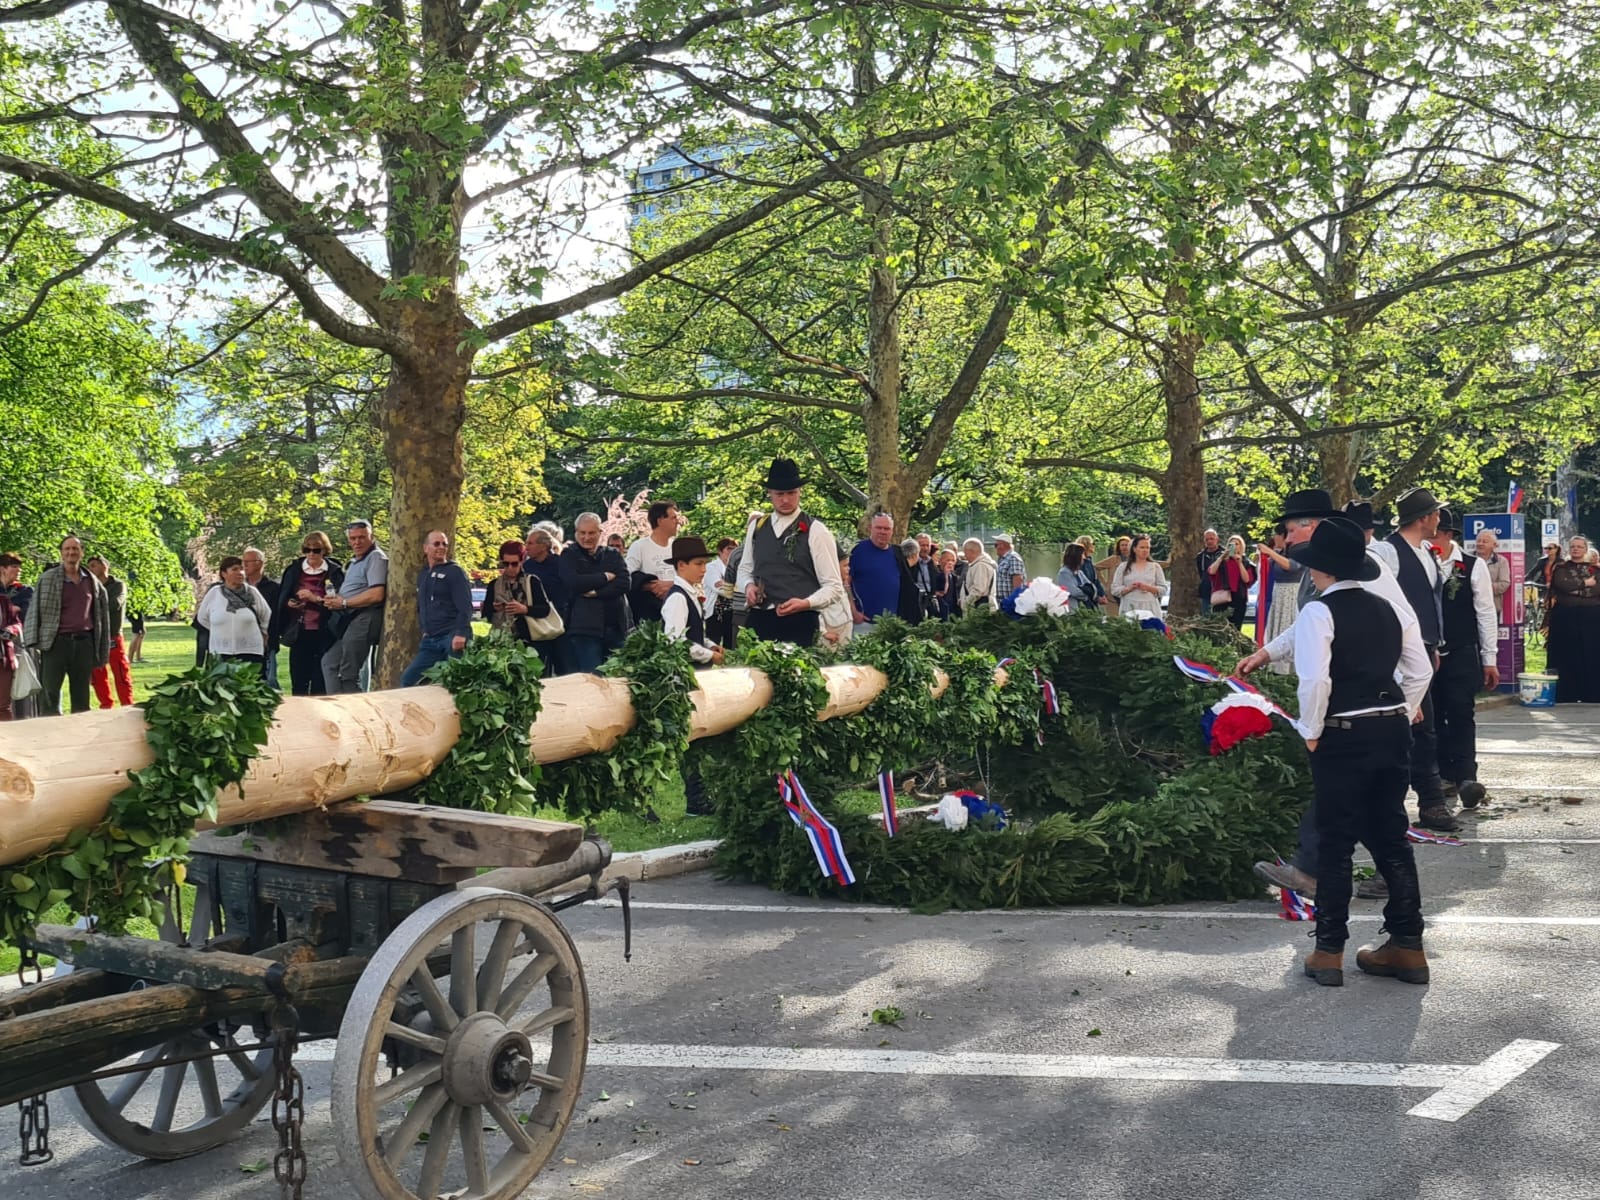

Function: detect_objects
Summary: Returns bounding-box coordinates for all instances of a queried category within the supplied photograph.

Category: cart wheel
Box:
[332,887,589,1200]
[64,882,277,1159]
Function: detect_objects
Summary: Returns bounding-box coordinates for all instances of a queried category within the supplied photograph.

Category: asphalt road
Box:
[5,701,1598,1200]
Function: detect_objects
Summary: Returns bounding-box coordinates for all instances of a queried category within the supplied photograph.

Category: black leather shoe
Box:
[1417,805,1460,832]
[1458,781,1486,809]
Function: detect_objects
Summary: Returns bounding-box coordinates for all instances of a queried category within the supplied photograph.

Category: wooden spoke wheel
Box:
[332,887,589,1200]
[63,882,277,1160]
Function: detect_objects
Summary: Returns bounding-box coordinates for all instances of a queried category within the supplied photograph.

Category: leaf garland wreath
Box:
[540,623,698,819]
[414,632,546,816]
[0,661,281,946]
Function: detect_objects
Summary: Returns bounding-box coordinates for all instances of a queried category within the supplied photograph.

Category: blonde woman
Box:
[1205,535,1257,629]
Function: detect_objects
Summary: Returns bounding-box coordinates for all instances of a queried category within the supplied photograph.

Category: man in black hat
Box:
[735,458,844,646]
[1285,516,1434,988]
[1368,486,1458,831]
[1426,509,1498,807]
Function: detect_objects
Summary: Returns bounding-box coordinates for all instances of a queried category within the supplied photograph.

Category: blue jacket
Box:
[416,561,474,640]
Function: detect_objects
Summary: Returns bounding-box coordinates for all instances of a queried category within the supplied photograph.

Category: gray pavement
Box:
[5,702,1599,1200]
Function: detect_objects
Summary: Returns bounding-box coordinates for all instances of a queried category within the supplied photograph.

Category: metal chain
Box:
[269,1005,308,1200]
[15,946,52,1166]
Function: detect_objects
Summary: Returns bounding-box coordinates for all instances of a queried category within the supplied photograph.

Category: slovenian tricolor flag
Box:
[878,770,898,838]
[779,770,856,885]
[1508,483,1524,514]
[1173,655,1295,721]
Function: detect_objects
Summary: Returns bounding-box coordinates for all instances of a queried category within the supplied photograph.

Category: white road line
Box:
[1472,837,1600,844]
[581,1040,1558,1123]
[591,898,1600,926]
[293,1038,1559,1122]
[1404,1039,1562,1121]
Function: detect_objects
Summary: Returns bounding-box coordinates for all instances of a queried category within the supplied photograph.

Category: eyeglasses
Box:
[302,546,322,553]
[499,560,521,567]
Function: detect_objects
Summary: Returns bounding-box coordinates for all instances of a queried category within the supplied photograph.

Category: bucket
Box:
[1518,672,1557,707]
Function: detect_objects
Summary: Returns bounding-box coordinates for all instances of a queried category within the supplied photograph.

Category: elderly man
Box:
[849,513,903,633]
[1473,529,1512,607]
[520,525,570,675]
[735,458,844,646]
[242,547,281,688]
[321,519,388,694]
[24,535,112,716]
[400,531,474,686]
[559,512,630,672]
[1196,528,1225,613]
[994,534,1025,596]
[960,537,998,610]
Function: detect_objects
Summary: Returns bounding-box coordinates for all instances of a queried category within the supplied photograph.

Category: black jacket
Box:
[480,573,553,645]
[272,557,347,647]
[558,544,629,637]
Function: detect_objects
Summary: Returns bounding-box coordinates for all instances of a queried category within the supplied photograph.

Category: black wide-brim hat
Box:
[1437,507,1461,533]
[1286,515,1381,581]
[667,536,713,564]
[1278,488,1340,521]
[1392,486,1446,527]
[1341,500,1375,531]
[763,457,806,490]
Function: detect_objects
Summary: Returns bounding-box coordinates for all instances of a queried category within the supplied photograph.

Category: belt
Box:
[59,631,92,640]
[1323,707,1407,730]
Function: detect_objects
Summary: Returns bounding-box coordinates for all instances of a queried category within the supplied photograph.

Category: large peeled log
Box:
[0,663,987,867]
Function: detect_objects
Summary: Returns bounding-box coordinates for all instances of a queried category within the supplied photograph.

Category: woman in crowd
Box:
[0,554,34,717]
[1110,534,1165,618]
[1548,535,1600,704]
[0,554,25,719]
[1474,529,1511,607]
[127,610,147,662]
[520,526,571,675]
[1206,534,1257,629]
[1075,536,1107,607]
[818,544,853,646]
[1256,525,1303,674]
[1056,543,1097,611]
[1096,536,1132,586]
[482,541,556,669]
[936,548,960,618]
[897,538,927,623]
[197,555,272,664]
[274,531,346,694]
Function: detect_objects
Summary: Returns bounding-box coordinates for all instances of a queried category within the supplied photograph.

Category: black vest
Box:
[751,511,819,605]
[1384,533,1442,645]
[670,582,707,648]
[1320,587,1404,714]
[1439,556,1480,654]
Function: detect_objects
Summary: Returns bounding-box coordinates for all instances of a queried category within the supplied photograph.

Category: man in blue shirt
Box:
[400,530,474,686]
[849,513,904,634]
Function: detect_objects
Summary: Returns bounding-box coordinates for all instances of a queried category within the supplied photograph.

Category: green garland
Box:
[0,661,281,944]
[712,611,1310,911]
[540,624,698,819]
[414,633,547,816]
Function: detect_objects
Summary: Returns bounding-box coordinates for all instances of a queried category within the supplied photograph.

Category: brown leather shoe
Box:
[1303,948,1344,987]
[1356,938,1430,984]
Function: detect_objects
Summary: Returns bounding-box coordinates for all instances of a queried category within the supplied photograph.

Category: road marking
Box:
[291,1038,1559,1123]
[1472,837,1600,844]
[580,1040,1559,1123]
[591,898,1600,926]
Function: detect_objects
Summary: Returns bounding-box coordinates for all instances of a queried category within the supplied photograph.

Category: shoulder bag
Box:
[520,575,564,642]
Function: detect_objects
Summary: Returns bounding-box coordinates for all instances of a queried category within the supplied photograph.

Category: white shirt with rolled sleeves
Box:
[660,574,718,664]
[1263,544,1408,664]
[733,511,845,613]
[1292,580,1433,743]
[1438,543,1499,667]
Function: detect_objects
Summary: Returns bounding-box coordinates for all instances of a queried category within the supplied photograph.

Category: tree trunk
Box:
[1161,302,1207,618]
[374,298,474,687]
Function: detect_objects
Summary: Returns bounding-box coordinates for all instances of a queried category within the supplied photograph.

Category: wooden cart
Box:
[0,799,630,1200]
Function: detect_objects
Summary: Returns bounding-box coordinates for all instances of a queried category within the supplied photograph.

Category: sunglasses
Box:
[302,546,322,553]
[499,559,521,567]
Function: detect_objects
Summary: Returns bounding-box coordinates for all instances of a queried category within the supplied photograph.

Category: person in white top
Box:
[1280,516,1433,989]
[702,537,737,647]
[197,556,272,663]
[1427,510,1499,808]
[734,458,844,646]
[659,537,723,666]
[1109,534,1165,617]
[625,500,681,624]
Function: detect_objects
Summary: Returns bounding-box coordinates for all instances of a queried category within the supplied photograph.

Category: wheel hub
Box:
[442,1012,534,1106]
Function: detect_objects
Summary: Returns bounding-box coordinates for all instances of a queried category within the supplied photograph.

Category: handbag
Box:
[278,616,301,647]
[519,577,565,642]
[11,646,40,700]
[1210,588,1233,607]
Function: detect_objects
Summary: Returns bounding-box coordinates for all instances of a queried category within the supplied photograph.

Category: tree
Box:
[0,0,982,679]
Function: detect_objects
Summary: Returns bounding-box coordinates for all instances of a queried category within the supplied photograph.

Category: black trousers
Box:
[1407,646,1447,807]
[39,633,95,715]
[1433,648,1482,784]
[1310,715,1425,951]
[747,608,819,647]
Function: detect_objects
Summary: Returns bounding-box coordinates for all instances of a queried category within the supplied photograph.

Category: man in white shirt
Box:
[1428,510,1499,808]
[1281,516,1433,989]
[736,458,844,646]
[625,500,681,625]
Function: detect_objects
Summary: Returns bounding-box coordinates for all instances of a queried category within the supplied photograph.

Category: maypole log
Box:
[0,663,997,867]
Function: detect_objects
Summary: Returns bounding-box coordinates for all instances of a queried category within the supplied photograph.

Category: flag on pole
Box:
[877,770,898,838]
[778,770,856,885]
[1508,482,1524,514]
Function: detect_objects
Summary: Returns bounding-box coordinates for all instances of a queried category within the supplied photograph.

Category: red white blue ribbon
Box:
[778,770,856,885]
[1406,826,1464,846]
[1173,655,1295,721]
[877,770,898,838]
[1273,860,1317,921]
[999,657,1060,744]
